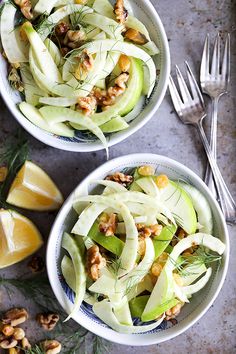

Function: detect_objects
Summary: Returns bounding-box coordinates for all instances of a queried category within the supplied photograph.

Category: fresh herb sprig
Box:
[0,275,110,353]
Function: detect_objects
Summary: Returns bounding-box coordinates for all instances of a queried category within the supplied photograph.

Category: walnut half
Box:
[41,340,61,354]
[99,213,117,236]
[36,313,60,331]
[105,172,133,187]
[86,245,106,281]
[2,308,28,327]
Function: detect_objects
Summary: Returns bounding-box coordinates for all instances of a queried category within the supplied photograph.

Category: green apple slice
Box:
[159,180,197,234]
[141,268,177,322]
[130,295,149,318]
[152,223,177,260]
[179,182,213,234]
[88,223,124,256]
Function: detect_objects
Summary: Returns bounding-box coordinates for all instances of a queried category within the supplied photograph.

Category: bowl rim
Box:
[0,0,170,152]
[46,153,230,346]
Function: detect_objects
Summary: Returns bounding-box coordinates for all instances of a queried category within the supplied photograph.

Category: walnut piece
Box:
[64,29,86,49]
[55,21,70,37]
[21,337,31,350]
[105,172,133,187]
[41,340,61,354]
[36,313,60,331]
[0,338,17,349]
[27,255,45,273]
[114,0,128,24]
[124,28,148,45]
[2,308,28,327]
[14,0,33,19]
[13,327,25,340]
[77,96,97,116]
[165,303,182,321]
[99,213,117,236]
[86,245,106,281]
[137,223,163,238]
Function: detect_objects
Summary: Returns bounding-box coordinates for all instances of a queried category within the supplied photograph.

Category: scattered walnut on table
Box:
[41,339,62,354]
[99,213,118,236]
[2,308,28,327]
[86,245,106,281]
[36,313,60,331]
[124,28,148,45]
[21,337,31,350]
[114,0,128,24]
[0,338,18,349]
[1,324,14,337]
[14,0,33,20]
[27,255,45,273]
[105,172,133,187]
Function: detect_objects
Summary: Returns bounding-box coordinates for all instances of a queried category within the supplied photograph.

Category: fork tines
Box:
[169,62,205,123]
[201,33,230,87]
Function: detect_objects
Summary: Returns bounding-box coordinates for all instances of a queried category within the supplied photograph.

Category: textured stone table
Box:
[0,0,236,353]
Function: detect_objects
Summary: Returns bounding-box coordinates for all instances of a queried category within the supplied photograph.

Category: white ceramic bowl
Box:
[0,0,170,152]
[47,153,229,346]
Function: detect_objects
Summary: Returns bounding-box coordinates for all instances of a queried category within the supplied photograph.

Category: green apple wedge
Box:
[153,224,177,260]
[88,222,124,256]
[141,268,178,322]
[130,295,149,318]
[159,180,197,234]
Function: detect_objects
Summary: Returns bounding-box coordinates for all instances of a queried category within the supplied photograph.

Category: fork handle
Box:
[197,120,236,224]
[204,97,219,198]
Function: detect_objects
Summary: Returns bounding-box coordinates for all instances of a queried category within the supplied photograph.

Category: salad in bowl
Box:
[47,154,229,345]
[0,0,169,152]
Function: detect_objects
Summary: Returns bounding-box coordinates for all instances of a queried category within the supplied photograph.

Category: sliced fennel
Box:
[113,297,133,326]
[72,39,156,97]
[82,13,124,39]
[93,300,165,333]
[19,102,75,137]
[34,0,59,15]
[20,64,46,106]
[182,267,212,296]
[0,4,29,63]
[181,262,207,286]
[135,177,160,198]
[22,22,62,83]
[62,233,86,321]
[61,255,96,306]
[38,5,94,41]
[39,106,108,154]
[44,38,64,68]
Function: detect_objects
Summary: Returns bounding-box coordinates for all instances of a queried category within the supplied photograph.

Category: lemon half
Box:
[0,209,43,268]
[6,161,64,211]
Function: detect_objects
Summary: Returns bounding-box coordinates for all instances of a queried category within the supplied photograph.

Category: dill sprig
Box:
[0,132,28,208]
[169,246,222,277]
[0,275,110,353]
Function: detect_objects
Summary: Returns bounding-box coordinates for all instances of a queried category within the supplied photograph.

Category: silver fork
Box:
[200,33,230,198]
[169,61,236,224]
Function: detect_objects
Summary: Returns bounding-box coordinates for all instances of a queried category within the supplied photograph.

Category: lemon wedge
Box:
[0,209,43,268]
[6,161,64,211]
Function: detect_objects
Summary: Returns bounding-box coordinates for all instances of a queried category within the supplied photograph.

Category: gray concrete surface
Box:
[0,0,236,353]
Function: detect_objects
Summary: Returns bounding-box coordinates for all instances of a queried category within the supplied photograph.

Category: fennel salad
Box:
[0,0,159,150]
[60,165,225,334]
